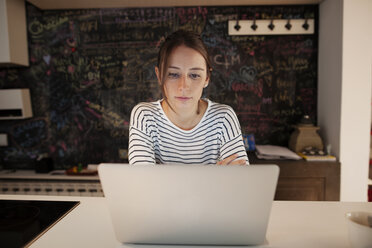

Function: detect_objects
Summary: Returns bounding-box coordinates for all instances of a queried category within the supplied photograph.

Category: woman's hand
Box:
[217,154,246,165]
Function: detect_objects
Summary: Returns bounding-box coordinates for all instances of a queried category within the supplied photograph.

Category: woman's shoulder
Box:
[131,101,161,114]
[207,99,236,115]
[206,100,242,134]
[130,101,162,123]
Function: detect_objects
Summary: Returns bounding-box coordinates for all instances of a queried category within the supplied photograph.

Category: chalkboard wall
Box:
[0,3,318,168]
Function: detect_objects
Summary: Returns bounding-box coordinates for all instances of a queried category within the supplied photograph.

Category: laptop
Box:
[98,163,279,246]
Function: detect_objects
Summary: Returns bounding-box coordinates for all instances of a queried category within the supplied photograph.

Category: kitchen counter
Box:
[0,170,103,197]
[0,194,371,248]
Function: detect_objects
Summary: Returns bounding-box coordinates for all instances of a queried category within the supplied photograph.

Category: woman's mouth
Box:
[175,96,191,102]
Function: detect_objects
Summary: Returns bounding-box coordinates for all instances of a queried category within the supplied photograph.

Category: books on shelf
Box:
[298,153,337,161]
[255,145,302,160]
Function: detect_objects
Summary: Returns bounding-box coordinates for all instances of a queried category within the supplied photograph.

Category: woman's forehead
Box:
[167,45,206,70]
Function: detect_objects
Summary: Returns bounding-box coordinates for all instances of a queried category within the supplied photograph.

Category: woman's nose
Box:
[178,76,189,91]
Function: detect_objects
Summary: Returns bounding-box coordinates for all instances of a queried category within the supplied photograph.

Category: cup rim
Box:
[345,211,372,229]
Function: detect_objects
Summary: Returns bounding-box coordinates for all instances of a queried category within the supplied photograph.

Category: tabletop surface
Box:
[0,194,371,248]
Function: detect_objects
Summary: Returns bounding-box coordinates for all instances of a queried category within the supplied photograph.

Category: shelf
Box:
[248,152,341,201]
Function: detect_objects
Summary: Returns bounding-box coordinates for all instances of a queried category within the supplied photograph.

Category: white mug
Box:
[345,211,372,248]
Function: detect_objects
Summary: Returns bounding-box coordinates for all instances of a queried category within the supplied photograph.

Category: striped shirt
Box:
[128,99,249,165]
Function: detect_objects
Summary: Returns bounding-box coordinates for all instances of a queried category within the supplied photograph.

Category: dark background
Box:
[0,3,318,169]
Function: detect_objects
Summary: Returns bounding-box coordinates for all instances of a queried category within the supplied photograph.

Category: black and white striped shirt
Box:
[128,99,249,165]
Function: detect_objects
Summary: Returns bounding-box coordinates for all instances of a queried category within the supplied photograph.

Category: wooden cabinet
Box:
[248,153,340,201]
[0,0,29,66]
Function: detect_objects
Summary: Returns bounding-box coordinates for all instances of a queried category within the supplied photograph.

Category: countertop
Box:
[1,194,371,248]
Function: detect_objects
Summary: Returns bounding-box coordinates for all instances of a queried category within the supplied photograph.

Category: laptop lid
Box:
[98,163,279,246]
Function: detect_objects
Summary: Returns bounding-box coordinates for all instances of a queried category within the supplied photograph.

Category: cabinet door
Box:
[275,177,325,201]
[0,0,29,66]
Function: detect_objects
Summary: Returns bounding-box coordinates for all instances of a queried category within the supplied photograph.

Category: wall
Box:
[318,0,342,159]
[0,4,318,169]
[319,0,372,201]
[340,0,372,202]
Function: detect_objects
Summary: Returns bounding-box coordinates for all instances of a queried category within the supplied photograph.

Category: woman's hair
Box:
[157,29,213,89]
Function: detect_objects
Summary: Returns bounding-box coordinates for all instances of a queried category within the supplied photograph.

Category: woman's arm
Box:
[128,104,156,165]
[219,107,249,165]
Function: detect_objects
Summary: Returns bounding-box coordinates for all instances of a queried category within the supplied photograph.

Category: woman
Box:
[128,29,249,165]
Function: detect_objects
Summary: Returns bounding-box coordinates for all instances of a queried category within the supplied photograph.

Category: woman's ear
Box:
[204,77,210,88]
[155,66,161,85]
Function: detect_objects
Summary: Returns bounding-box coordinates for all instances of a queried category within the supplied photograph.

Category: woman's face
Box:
[156,45,209,113]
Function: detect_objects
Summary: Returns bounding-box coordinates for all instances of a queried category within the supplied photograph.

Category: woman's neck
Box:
[162,99,207,130]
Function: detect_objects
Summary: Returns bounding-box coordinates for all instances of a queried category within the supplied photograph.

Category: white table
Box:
[1,194,371,248]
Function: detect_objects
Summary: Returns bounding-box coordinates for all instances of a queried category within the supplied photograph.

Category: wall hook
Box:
[234,20,241,31]
[251,18,258,31]
[285,18,292,30]
[228,18,315,35]
[303,18,309,30]
[268,19,275,30]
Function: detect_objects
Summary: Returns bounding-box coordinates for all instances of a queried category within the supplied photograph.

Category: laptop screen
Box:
[98,163,279,246]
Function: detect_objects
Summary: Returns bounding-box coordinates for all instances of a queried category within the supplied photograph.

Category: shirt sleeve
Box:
[219,107,249,165]
[128,104,156,165]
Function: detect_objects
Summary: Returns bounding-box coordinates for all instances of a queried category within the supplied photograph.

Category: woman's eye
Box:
[189,73,201,80]
[168,72,180,79]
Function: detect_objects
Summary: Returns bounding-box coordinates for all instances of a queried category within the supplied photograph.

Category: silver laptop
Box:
[98,163,279,246]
